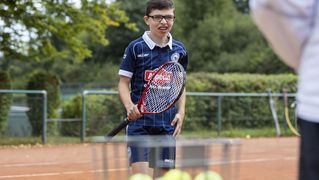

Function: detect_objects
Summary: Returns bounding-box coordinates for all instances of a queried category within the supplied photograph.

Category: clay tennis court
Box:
[0,137,298,180]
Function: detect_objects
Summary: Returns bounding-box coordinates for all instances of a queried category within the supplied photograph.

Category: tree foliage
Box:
[1,0,294,90]
[174,0,231,39]
[26,71,61,136]
[232,0,250,14]
[0,0,136,70]
[0,71,11,134]
[89,0,146,64]
[174,0,291,74]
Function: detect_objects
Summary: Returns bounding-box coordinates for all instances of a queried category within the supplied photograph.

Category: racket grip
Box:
[105,118,129,138]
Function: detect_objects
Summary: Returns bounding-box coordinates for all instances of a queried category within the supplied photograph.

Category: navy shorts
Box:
[127,125,176,168]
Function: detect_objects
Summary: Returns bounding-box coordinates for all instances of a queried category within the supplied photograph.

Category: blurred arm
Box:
[249,0,316,71]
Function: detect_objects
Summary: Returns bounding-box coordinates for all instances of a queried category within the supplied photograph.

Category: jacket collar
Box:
[142,31,173,50]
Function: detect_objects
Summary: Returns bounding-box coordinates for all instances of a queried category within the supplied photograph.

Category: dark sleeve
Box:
[179,46,188,72]
[118,44,136,78]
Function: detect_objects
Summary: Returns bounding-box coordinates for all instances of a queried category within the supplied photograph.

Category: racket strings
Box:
[144,63,185,113]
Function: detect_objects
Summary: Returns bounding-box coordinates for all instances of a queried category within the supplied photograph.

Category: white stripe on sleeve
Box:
[119,69,133,78]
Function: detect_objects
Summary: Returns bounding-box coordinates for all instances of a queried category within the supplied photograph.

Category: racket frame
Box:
[137,61,186,114]
[106,61,186,138]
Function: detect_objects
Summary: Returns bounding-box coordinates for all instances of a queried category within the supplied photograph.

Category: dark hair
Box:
[145,0,175,16]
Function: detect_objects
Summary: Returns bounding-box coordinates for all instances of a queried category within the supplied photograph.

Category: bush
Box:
[0,71,12,134]
[60,73,298,134]
[60,94,82,136]
[26,71,61,136]
[184,73,298,131]
[61,94,125,136]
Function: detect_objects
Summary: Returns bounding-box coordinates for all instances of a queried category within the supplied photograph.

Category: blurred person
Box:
[250,1,319,179]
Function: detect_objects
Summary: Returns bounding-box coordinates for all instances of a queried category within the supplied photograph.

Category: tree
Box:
[232,0,250,14]
[173,0,231,40]
[88,0,146,64]
[0,0,136,70]
[174,0,291,74]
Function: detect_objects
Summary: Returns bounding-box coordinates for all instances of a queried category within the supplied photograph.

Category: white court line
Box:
[2,162,59,168]
[0,157,296,179]
[178,156,297,166]
[0,168,128,179]
[0,172,87,179]
[0,172,62,179]
[229,157,296,164]
[1,161,90,168]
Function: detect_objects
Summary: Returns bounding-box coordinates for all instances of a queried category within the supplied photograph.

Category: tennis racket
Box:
[106,61,186,138]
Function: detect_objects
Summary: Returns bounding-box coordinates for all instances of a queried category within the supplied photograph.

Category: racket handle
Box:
[105,118,129,138]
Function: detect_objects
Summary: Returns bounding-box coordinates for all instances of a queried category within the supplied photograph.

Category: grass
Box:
[182,127,296,138]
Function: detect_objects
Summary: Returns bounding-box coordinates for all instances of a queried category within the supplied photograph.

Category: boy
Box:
[117,0,188,178]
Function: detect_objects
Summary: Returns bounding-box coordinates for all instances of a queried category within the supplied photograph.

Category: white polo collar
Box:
[142,31,173,50]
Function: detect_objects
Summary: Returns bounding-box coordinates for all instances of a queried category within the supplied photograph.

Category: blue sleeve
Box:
[180,53,188,71]
[119,44,136,78]
[179,46,188,72]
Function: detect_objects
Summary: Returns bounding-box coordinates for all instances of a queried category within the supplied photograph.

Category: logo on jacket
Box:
[145,69,173,86]
[137,53,149,58]
[153,69,173,86]
[171,53,180,62]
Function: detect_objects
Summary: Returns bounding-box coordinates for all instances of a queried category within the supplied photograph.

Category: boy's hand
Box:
[126,104,142,121]
[171,113,184,137]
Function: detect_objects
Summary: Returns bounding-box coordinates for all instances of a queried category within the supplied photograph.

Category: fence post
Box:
[81,91,87,142]
[217,96,222,136]
[42,91,47,144]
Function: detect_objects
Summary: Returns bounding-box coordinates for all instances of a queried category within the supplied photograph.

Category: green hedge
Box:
[61,73,298,135]
[183,73,298,131]
[0,71,12,134]
[26,71,61,136]
[61,94,125,136]
[186,73,297,92]
[60,95,82,136]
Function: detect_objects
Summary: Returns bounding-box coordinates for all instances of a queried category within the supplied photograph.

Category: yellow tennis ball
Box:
[194,171,223,180]
[162,169,192,180]
[129,173,152,180]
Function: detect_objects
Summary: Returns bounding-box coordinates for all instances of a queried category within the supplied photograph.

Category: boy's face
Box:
[144,8,175,39]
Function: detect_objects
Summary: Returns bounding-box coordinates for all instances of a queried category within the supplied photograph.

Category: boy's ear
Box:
[144,16,150,25]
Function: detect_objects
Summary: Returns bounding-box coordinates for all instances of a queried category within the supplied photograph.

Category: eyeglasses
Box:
[148,15,175,22]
